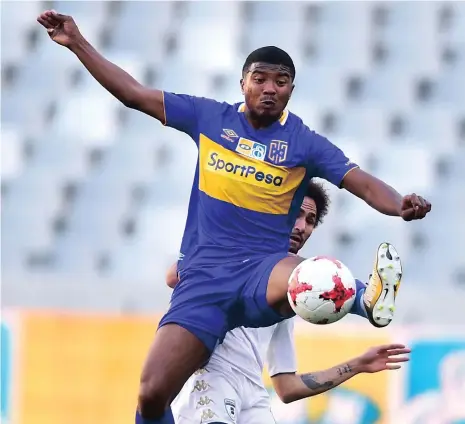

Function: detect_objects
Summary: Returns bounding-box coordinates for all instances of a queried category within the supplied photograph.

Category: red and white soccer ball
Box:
[287,256,356,325]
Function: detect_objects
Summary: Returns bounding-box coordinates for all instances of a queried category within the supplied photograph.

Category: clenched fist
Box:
[37,10,83,48]
[400,193,431,221]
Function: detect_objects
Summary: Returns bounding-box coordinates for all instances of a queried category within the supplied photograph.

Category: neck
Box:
[244,108,282,130]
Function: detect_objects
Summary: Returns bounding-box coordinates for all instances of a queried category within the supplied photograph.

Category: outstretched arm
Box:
[37,10,165,121]
[307,131,431,221]
[342,168,431,221]
[272,344,410,404]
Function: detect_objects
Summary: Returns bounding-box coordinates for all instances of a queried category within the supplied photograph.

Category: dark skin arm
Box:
[37,10,165,121]
[342,168,431,221]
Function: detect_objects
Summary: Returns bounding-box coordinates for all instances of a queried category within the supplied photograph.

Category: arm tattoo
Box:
[337,364,352,377]
[301,373,334,391]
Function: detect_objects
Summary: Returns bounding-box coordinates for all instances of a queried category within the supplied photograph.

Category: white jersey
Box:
[209,319,297,387]
[172,319,297,423]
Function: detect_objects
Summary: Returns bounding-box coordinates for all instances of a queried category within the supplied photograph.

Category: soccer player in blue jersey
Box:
[38,10,431,424]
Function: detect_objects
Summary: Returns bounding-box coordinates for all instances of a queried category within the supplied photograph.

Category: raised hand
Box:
[356,344,410,373]
[37,10,83,48]
[401,193,431,221]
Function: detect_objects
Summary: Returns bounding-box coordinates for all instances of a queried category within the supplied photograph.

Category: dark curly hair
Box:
[305,180,331,227]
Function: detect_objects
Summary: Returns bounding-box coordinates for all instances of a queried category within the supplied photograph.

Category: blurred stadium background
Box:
[1,1,465,423]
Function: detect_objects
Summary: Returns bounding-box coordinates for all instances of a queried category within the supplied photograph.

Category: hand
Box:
[355,344,410,373]
[401,193,431,221]
[37,10,83,48]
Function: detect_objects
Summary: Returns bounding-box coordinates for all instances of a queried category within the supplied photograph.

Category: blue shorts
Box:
[158,252,288,353]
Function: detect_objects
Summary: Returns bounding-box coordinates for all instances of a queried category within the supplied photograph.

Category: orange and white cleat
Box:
[363,242,402,328]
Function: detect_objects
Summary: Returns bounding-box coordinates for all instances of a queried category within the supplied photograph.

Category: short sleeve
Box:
[304,128,359,188]
[162,92,223,143]
[267,319,297,377]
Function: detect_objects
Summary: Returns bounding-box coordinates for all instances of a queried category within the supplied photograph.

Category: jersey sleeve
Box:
[304,128,359,188]
[162,92,220,143]
[266,319,297,377]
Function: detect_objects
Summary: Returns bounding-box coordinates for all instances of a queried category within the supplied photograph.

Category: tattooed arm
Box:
[271,344,410,404]
[272,362,358,404]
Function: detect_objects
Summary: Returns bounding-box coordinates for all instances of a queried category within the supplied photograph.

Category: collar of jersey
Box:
[237,103,289,126]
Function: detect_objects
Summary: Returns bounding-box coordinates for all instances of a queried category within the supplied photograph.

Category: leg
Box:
[348,279,369,318]
[137,267,231,422]
[266,255,305,317]
[172,364,243,424]
[237,253,303,329]
[138,324,210,420]
[238,395,276,424]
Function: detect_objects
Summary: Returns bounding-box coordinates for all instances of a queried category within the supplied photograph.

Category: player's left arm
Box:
[271,344,410,404]
[306,129,431,221]
[341,168,430,220]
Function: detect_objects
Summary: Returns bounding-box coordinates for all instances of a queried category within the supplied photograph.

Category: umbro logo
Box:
[221,128,238,143]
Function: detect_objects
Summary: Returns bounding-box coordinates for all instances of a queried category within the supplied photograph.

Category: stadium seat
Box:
[157,61,214,97]
[434,67,465,107]
[310,2,372,73]
[332,107,390,145]
[2,170,61,262]
[244,1,307,69]
[64,177,129,246]
[359,68,417,109]
[52,236,102,276]
[51,1,109,27]
[444,2,465,44]
[1,127,24,180]
[369,144,435,196]
[107,205,187,281]
[404,106,459,153]
[110,1,174,64]
[1,1,43,64]
[50,90,119,148]
[28,136,89,181]
[376,2,441,74]
[291,65,347,110]
[98,137,160,185]
[176,2,242,72]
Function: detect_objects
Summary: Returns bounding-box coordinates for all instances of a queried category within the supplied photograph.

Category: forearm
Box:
[70,38,144,107]
[273,361,361,404]
[364,178,403,216]
[343,169,402,216]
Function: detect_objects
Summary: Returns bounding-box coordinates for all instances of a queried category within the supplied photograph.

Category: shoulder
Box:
[163,92,233,115]
[285,111,334,157]
[287,111,323,141]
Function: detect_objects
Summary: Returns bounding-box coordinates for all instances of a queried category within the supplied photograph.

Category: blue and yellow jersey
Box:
[163,93,358,270]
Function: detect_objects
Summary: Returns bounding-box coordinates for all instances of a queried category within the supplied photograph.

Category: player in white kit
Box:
[169,181,409,423]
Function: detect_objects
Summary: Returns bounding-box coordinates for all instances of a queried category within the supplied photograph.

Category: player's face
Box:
[241,62,294,124]
[289,196,317,254]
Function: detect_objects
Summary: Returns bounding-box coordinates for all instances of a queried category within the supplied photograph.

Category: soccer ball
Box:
[287,256,356,324]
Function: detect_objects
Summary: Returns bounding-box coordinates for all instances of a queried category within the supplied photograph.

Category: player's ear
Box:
[240,78,245,95]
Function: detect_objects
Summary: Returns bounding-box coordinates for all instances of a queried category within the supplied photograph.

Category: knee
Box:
[138,377,170,419]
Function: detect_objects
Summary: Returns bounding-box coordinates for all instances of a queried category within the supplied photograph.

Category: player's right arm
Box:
[37,10,164,121]
[271,344,410,404]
